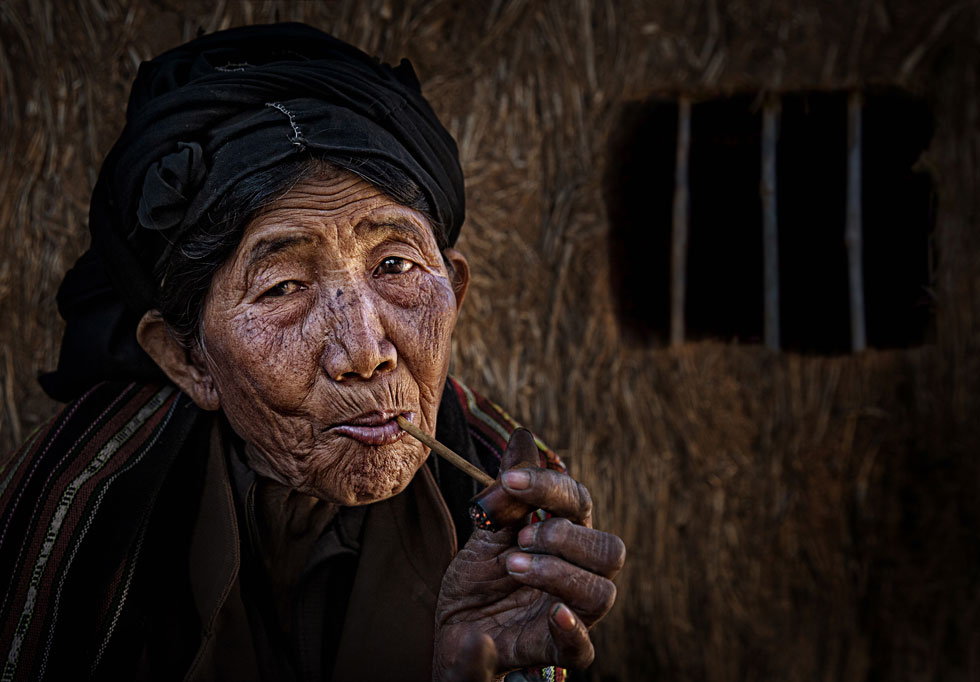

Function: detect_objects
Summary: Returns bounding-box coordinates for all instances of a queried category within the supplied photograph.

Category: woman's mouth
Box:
[330,411,413,446]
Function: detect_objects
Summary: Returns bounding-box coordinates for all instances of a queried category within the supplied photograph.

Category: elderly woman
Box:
[0,23,624,682]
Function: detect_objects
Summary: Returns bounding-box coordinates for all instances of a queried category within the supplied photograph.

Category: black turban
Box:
[41,23,465,401]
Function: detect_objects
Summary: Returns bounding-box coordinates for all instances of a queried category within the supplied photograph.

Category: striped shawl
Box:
[0,377,565,681]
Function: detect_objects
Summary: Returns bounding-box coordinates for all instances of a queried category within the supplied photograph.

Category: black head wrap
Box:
[41,23,465,401]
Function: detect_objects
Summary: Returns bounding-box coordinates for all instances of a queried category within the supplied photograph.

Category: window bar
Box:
[761,96,781,350]
[670,96,691,346]
[846,90,867,351]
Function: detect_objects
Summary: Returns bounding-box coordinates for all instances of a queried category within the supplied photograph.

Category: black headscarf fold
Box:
[41,23,465,401]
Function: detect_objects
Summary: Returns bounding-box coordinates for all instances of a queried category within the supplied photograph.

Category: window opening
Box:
[605,89,935,354]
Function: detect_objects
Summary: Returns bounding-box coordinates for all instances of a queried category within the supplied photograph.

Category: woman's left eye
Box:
[374,257,414,277]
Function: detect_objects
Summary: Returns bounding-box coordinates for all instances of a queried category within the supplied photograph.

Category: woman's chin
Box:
[315,471,415,506]
[297,440,428,506]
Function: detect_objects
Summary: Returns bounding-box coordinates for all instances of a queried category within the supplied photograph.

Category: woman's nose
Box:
[320,291,397,382]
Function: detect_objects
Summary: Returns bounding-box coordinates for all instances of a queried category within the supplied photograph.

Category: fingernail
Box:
[506,552,532,574]
[517,524,536,550]
[502,469,531,490]
[551,603,577,631]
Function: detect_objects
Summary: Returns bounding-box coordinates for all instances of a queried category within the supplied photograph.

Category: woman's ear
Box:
[442,248,470,313]
[136,310,221,411]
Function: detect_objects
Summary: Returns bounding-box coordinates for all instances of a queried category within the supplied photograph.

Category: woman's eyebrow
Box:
[244,234,317,270]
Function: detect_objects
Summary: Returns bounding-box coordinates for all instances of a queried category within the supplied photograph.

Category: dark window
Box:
[605,90,935,353]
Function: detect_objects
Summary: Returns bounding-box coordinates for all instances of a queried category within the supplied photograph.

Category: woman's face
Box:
[195,171,467,505]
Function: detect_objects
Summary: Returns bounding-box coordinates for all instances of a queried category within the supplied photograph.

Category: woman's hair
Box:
[155,156,444,348]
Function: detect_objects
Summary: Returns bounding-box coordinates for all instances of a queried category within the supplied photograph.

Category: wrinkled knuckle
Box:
[597,579,617,616]
[539,554,568,582]
[568,569,593,596]
[553,515,575,531]
[541,517,574,545]
[579,578,615,621]
[575,482,593,517]
[608,535,627,572]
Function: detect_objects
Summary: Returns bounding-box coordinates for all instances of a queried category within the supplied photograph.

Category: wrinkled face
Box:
[196,171,464,505]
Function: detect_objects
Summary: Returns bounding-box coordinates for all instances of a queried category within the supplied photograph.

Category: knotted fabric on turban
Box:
[41,23,465,401]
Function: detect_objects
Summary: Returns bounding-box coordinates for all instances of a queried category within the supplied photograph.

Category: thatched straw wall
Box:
[2,1,978,680]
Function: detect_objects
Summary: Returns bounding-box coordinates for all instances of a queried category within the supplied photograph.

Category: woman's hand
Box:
[432,429,626,682]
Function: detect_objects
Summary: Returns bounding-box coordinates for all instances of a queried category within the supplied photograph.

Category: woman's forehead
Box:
[256,173,430,226]
[231,174,438,266]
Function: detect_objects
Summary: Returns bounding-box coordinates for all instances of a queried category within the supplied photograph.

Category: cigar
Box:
[395,416,537,532]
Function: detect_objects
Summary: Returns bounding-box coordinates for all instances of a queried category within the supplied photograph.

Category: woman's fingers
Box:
[500,465,594,527]
[489,428,594,529]
[504,551,618,626]
[517,518,626,579]
[548,603,595,669]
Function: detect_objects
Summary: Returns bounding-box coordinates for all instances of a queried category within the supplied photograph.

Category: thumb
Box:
[468,429,541,532]
[500,428,541,472]
[442,629,498,682]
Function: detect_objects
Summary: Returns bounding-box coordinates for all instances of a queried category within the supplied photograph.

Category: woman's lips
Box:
[330,411,412,446]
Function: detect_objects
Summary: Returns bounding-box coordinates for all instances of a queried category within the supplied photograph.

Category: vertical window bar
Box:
[670,97,692,346]
[761,96,781,350]
[846,90,867,351]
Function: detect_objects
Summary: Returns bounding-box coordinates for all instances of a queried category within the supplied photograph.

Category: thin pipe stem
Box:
[396,416,494,487]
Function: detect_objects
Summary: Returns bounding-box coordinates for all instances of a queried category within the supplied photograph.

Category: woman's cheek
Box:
[216,311,318,407]
[374,268,444,308]
[379,273,456,335]
[394,308,455,395]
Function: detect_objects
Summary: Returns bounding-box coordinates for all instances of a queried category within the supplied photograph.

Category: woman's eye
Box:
[374,257,414,277]
[262,280,305,297]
